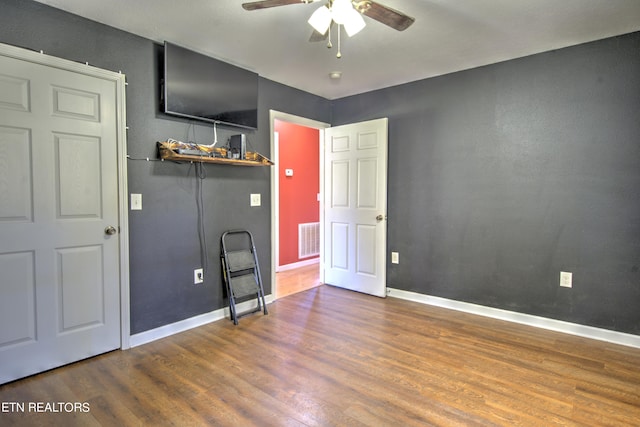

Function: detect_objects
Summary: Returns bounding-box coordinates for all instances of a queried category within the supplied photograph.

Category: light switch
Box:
[131,193,142,210]
[560,271,572,288]
[285,168,294,177]
[250,193,261,207]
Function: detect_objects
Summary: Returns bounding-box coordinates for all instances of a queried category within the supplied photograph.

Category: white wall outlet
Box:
[250,193,261,207]
[130,193,142,210]
[391,252,399,264]
[560,271,572,288]
[285,168,294,177]
[194,268,204,284]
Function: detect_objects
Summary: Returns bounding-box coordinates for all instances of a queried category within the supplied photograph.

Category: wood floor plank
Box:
[276,263,321,298]
[2,284,640,426]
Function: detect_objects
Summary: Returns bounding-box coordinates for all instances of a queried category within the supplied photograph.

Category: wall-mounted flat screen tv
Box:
[163,42,258,129]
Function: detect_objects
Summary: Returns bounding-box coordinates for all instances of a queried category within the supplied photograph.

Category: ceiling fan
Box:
[242,0,415,57]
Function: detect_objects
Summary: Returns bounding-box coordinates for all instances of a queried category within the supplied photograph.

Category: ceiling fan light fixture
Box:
[331,0,353,24]
[308,5,332,34]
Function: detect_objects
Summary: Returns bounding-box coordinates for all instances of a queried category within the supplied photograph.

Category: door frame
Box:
[0,42,131,349]
[269,110,329,300]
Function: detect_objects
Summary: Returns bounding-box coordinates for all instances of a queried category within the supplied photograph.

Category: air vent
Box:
[298,222,320,259]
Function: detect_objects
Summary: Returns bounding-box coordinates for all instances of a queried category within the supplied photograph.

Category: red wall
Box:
[276,120,320,267]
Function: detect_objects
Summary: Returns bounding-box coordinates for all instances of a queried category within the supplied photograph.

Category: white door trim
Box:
[269,110,329,300]
[0,42,131,349]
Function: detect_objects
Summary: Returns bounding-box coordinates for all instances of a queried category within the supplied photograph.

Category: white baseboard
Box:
[276,258,319,272]
[129,294,274,348]
[387,288,640,349]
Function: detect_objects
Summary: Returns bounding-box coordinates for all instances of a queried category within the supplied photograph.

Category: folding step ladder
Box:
[220,230,268,325]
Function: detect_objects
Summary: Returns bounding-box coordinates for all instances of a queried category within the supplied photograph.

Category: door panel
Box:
[331,222,349,270]
[0,49,121,384]
[0,126,32,220]
[356,224,377,275]
[52,85,101,122]
[0,252,36,347]
[56,133,102,217]
[324,118,388,297]
[57,246,105,331]
[357,157,378,208]
[331,160,350,207]
[0,73,30,111]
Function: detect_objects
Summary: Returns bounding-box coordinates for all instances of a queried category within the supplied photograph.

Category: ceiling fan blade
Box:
[242,0,307,11]
[358,1,415,31]
[309,29,328,42]
[309,21,334,42]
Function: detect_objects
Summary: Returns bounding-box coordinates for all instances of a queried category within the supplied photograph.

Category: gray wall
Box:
[333,32,640,334]
[2,0,638,336]
[0,0,331,334]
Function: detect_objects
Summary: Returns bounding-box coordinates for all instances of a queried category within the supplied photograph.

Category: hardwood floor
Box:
[275,262,321,298]
[1,285,640,426]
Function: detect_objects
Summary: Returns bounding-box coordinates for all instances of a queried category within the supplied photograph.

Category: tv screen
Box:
[163,42,258,129]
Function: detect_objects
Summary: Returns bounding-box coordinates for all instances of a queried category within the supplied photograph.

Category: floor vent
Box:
[298,222,320,259]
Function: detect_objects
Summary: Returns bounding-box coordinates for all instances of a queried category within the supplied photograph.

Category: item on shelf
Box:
[177,148,213,157]
[157,141,274,166]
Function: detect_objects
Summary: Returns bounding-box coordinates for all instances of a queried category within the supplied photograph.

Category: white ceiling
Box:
[33,0,640,100]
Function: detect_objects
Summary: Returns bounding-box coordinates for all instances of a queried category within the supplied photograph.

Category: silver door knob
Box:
[105,226,117,235]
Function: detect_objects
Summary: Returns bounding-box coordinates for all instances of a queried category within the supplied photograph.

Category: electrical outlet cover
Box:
[194,268,204,284]
[560,271,572,288]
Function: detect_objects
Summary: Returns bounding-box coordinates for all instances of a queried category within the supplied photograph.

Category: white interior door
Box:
[0,48,122,384]
[323,118,388,297]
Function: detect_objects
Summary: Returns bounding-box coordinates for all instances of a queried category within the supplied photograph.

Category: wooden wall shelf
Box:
[157,141,274,166]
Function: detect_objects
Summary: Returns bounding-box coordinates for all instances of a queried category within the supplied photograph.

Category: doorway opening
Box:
[269,111,329,300]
